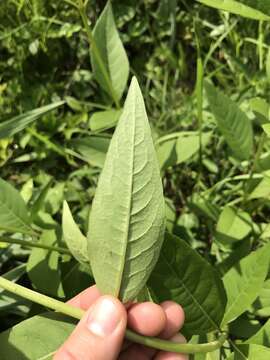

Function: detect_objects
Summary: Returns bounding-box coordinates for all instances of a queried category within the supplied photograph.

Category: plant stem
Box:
[242,133,266,205]
[77,0,120,108]
[0,277,227,354]
[194,21,204,186]
[0,237,71,255]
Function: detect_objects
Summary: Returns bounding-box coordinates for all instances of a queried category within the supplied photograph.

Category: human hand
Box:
[54,285,188,360]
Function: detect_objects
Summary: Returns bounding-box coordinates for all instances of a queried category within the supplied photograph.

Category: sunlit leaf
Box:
[62,201,88,265]
[91,1,129,100]
[0,313,76,360]
[0,101,65,139]
[197,0,270,21]
[0,178,33,235]
[205,81,253,160]
[88,77,165,302]
[222,243,270,326]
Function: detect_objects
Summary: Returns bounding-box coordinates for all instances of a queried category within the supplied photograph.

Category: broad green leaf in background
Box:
[246,318,270,347]
[27,230,65,298]
[197,0,270,21]
[228,344,270,360]
[70,135,110,168]
[91,1,129,101]
[156,132,211,169]
[88,77,165,302]
[249,98,269,124]
[0,312,76,360]
[189,194,220,222]
[253,279,270,317]
[205,81,253,160]
[0,101,65,139]
[62,201,88,265]
[0,178,33,234]
[222,243,270,326]
[149,233,227,334]
[89,109,122,131]
[248,171,270,199]
[262,123,270,137]
[215,206,252,245]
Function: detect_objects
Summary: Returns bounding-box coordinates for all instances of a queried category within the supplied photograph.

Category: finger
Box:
[154,334,189,360]
[126,301,185,358]
[127,302,166,336]
[67,285,102,310]
[119,344,151,360]
[54,296,127,360]
[159,301,185,339]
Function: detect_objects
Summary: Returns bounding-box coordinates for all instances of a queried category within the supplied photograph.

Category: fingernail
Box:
[87,298,121,337]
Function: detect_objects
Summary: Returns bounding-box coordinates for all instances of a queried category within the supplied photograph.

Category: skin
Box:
[54,285,189,360]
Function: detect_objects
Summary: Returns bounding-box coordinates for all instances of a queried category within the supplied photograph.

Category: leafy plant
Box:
[1,0,270,358]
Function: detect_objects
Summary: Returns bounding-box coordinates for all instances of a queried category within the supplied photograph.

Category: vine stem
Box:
[0,276,227,354]
[77,0,120,108]
[0,237,71,255]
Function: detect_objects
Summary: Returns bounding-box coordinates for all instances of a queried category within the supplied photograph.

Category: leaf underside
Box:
[88,77,165,302]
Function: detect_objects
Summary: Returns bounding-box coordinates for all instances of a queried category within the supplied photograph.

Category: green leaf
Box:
[88,77,165,302]
[222,243,270,326]
[71,136,110,168]
[197,0,270,21]
[90,109,122,131]
[0,178,33,234]
[249,98,269,124]
[0,312,76,360]
[0,101,65,139]
[156,132,211,169]
[262,123,270,137]
[246,318,270,346]
[215,206,252,245]
[249,172,270,199]
[230,344,270,360]
[91,1,129,101]
[0,265,29,315]
[62,201,88,265]
[266,48,270,83]
[253,279,270,317]
[149,233,227,334]
[27,230,65,298]
[205,81,253,160]
[245,320,270,347]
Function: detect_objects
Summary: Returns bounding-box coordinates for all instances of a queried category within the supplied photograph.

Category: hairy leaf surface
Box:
[205,81,253,160]
[149,233,227,334]
[62,201,88,264]
[91,1,129,101]
[88,77,165,302]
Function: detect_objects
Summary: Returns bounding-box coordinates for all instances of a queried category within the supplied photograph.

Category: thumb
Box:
[54,296,127,360]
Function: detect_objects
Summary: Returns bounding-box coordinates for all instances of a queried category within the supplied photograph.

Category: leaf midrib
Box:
[116,89,136,297]
[162,252,219,331]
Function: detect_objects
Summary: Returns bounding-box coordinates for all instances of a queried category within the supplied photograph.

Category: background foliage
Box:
[1,0,270,359]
